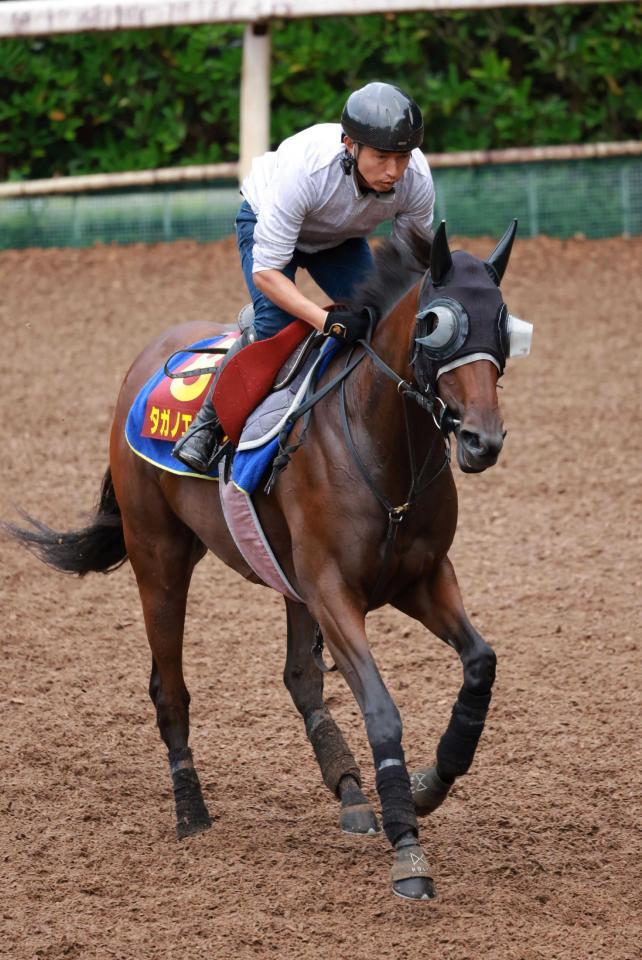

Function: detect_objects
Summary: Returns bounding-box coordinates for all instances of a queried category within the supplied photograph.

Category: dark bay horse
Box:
[6,221,531,902]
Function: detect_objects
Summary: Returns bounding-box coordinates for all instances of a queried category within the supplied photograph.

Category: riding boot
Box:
[172,333,247,473]
[172,381,224,473]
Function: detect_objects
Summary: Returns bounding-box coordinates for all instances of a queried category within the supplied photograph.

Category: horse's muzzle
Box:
[456,426,505,473]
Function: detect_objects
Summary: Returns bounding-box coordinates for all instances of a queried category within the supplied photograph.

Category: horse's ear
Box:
[430,220,453,286]
[486,219,518,284]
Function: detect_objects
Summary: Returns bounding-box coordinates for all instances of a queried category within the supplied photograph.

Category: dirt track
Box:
[1,235,640,960]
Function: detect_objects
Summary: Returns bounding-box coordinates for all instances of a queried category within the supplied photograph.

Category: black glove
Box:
[323,306,370,344]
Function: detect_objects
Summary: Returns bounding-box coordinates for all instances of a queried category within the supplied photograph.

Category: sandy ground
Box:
[1,234,640,960]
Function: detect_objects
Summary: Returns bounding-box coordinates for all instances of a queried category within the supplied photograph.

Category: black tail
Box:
[3,467,127,576]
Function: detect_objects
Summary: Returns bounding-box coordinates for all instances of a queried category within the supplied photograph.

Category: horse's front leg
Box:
[394,556,497,816]
[283,598,379,836]
[307,588,435,902]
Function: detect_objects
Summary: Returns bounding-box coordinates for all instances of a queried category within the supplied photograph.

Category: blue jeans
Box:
[235,200,374,341]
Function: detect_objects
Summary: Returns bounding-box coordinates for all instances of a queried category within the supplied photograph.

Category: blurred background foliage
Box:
[1,3,640,180]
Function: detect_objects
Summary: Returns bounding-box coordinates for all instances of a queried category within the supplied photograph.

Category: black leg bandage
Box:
[168,747,210,828]
[436,687,492,781]
[306,711,361,796]
[373,741,418,847]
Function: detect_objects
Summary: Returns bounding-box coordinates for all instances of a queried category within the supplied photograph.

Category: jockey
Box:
[173,81,435,473]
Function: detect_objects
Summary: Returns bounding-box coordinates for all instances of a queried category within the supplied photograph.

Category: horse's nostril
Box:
[461,429,504,458]
[460,429,484,453]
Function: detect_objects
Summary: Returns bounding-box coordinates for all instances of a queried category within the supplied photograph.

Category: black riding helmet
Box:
[341,82,424,152]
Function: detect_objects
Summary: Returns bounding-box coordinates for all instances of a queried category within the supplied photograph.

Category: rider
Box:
[173,81,435,473]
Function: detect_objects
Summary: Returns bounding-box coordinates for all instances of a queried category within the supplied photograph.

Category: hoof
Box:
[392,876,436,902]
[175,802,213,840]
[411,765,452,817]
[390,842,436,902]
[340,802,381,836]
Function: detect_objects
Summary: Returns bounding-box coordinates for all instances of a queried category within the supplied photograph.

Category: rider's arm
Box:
[253,270,329,331]
[248,145,331,331]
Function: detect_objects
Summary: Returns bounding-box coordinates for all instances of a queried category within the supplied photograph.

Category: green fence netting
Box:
[1,156,640,251]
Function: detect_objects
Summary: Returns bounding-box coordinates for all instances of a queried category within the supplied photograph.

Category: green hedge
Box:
[1,4,640,180]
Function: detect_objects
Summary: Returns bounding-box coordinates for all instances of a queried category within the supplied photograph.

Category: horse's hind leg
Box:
[283,599,379,836]
[395,557,497,816]
[146,651,210,838]
[121,493,211,839]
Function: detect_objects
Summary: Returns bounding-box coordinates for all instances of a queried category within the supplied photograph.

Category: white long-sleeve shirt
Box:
[241,123,435,273]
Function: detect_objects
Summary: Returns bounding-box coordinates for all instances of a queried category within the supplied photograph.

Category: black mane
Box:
[349,232,431,320]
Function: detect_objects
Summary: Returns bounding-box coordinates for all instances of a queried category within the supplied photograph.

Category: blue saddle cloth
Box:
[125,335,337,494]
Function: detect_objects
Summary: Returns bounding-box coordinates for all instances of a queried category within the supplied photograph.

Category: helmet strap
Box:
[340,141,358,175]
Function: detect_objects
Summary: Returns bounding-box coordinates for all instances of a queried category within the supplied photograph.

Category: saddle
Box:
[237,304,324,390]
[275,330,322,389]
[213,307,324,445]
[136,308,327,453]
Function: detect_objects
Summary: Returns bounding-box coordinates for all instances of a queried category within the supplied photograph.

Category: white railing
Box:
[1,141,640,199]
[0,0,624,37]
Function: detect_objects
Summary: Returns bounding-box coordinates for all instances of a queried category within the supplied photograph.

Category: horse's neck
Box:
[347,291,439,491]
[370,290,417,382]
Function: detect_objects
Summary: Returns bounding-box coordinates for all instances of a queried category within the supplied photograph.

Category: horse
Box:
[5,220,531,902]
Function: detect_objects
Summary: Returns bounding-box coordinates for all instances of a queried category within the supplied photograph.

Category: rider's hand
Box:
[323,306,370,344]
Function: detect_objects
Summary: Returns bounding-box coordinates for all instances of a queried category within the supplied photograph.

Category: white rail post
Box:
[239,21,271,185]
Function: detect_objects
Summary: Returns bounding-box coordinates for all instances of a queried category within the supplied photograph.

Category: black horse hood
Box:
[415,250,506,380]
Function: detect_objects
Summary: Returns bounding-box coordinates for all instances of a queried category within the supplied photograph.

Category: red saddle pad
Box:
[213,319,310,444]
